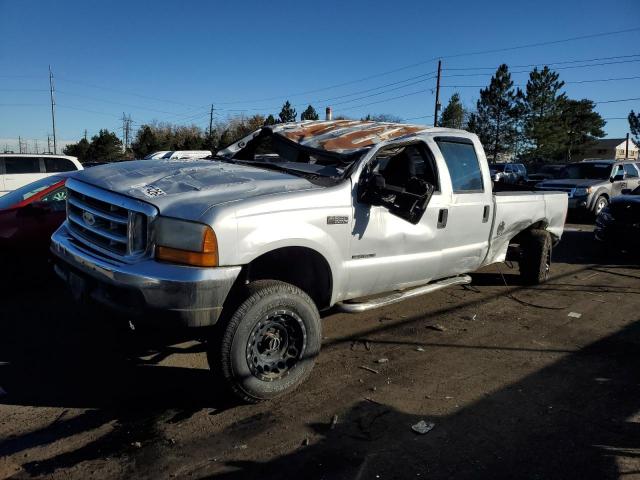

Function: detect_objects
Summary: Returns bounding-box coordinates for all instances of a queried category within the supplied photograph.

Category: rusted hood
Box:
[74,159,319,221]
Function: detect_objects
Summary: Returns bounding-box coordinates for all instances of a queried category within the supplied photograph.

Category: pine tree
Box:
[300,105,319,121]
[629,110,640,144]
[523,66,567,160]
[63,137,91,162]
[439,93,465,129]
[85,129,123,162]
[278,101,297,123]
[264,114,277,126]
[468,64,519,161]
[560,99,605,162]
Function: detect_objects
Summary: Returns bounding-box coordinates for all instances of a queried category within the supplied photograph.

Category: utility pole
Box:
[18,136,23,153]
[433,59,442,127]
[208,104,214,137]
[34,139,39,154]
[49,65,57,154]
[625,132,630,159]
[121,113,132,151]
[47,135,52,154]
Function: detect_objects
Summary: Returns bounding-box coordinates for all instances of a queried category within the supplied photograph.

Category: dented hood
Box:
[74,159,319,220]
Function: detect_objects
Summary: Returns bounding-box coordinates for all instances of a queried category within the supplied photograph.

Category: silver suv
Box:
[536,159,640,216]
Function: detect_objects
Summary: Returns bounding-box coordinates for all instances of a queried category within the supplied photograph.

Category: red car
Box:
[0,173,74,262]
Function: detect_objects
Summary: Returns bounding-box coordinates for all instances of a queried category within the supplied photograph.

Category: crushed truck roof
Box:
[269,120,430,155]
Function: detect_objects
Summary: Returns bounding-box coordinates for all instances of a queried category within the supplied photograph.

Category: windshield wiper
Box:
[234,160,319,179]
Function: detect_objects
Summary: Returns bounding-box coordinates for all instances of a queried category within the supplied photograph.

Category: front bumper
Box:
[50,223,242,327]
[568,196,589,210]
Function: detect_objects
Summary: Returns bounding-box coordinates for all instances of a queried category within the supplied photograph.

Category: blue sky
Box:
[1,0,639,152]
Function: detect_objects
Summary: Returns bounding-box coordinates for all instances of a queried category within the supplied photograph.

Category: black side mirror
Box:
[621,188,632,195]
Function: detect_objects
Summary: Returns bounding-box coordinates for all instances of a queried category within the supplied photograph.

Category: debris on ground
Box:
[411,420,435,435]
[301,438,310,446]
[568,311,582,318]
[376,358,389,364]
[330,414,338,429]
[359,365,380,374]
[416,347,425,352]
[426,324,446,332]
[131,442,142,449]
[234,444,248,450]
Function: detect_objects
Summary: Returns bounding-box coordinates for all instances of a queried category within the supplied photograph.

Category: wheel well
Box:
[241,247,333,310]
[509,221,549,246]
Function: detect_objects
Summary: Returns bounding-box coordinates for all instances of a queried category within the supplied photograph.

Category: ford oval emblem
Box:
[82,211,96,226]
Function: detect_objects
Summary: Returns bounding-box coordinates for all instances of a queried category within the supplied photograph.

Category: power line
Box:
[210,27,640,105]
[596,97,640,104]
[443,53,640,71]
[441,75,640,89]
[55,75,201,108]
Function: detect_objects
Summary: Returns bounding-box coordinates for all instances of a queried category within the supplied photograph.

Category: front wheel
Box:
[208,280,321,403]
[519,229,552,285]
[593,195,608,217]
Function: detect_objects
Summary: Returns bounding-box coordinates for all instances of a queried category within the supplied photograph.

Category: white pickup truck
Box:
[51,120,568,402]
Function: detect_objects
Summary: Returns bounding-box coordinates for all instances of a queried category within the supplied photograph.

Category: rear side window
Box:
[44,157,76,172]
[435,139,484,193]
[624,163,639,178]
[3,157,40,174]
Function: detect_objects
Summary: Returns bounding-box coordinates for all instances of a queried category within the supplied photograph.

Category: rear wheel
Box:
[208,280,321,403]
[519,229,552,285]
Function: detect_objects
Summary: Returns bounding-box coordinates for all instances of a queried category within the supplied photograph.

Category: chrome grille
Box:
[65,178,157,261]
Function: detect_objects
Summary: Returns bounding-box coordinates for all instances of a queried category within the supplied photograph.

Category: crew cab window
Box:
[435,139,483,193]
[4,157,40,174]
[624,164,639,178]
[44,157,76,172]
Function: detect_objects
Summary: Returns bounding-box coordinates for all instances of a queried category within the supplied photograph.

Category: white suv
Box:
[0,154,83,196]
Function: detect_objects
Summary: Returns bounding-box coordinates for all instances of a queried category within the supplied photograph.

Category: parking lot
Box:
[0,222,639,480]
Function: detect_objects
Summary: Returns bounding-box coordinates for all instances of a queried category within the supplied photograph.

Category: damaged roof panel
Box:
[271,120,428,154]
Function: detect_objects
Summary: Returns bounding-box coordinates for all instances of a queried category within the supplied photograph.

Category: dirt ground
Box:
[1,223,639,480]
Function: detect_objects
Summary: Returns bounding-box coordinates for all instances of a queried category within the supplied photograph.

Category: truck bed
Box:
[481,190,568,267]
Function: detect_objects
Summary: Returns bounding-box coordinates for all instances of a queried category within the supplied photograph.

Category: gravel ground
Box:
[1,223,639,480]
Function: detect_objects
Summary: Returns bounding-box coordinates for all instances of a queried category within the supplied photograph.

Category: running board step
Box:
[336,275,472,313]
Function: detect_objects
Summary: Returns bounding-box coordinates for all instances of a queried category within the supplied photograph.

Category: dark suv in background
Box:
[536,159,640,216]
[489,163,527,184]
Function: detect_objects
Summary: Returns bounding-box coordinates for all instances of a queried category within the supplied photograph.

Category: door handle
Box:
[482,205,490,223]
[437,208,448,229]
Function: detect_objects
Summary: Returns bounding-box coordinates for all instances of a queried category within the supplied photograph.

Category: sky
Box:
[0,0,639,153]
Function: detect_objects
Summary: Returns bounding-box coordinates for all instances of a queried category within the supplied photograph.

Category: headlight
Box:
[573,186,592,197]
[155,217,218,267]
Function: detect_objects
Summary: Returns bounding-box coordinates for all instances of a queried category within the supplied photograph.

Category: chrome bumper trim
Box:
[51,223,241,327]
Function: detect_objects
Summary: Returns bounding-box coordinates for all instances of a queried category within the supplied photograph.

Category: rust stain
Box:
[276,121,426,154]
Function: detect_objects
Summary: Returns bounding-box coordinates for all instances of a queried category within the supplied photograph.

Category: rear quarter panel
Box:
[482,191,567,266]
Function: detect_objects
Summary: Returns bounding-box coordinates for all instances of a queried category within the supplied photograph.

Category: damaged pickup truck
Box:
[51,120,568,402]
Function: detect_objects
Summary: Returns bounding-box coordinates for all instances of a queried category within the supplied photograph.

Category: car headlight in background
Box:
[155,217,218,267]
[573,186,592,197]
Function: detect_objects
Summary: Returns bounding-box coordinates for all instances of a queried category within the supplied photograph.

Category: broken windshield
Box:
[221,128,362,179]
